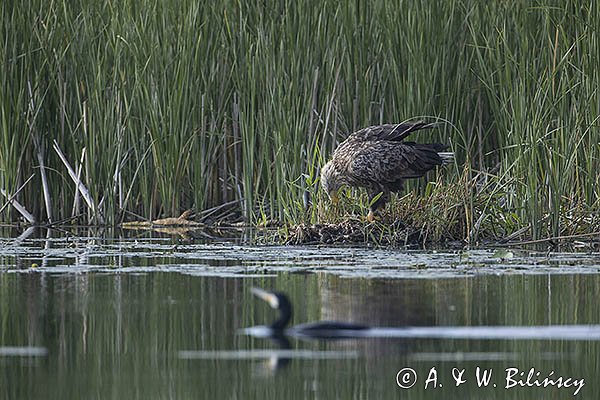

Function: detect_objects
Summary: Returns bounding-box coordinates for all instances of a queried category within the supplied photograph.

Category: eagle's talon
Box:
[366,211,378,223]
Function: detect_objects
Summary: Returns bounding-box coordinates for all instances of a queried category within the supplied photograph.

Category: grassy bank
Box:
[1,1,599,243]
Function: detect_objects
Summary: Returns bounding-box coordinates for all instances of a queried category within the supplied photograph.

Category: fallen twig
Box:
[53,141,104,223]
[28,81,52,223]
[71,147,86,218]
[497,231,600,247]
[0,174,36,224]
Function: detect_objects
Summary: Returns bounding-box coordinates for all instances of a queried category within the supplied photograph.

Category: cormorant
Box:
[321,122,454,221]
[249,287,369,339]
[245,288,600,341]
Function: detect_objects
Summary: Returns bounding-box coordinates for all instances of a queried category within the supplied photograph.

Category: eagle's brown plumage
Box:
[321,122,453,221]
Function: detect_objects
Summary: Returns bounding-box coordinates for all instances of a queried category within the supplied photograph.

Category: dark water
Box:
[1,232,600,399]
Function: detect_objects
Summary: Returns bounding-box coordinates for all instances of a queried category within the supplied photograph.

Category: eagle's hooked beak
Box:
[329,190,339,205]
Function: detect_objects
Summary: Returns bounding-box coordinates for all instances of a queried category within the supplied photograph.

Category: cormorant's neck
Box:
[269,296,292,331]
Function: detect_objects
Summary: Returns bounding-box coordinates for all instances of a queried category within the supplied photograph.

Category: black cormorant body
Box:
[250,287,369,339]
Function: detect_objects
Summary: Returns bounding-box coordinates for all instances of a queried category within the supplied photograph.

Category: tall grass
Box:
[1,1,599,240]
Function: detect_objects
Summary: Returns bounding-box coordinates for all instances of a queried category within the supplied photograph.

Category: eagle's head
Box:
[320,160,342,204]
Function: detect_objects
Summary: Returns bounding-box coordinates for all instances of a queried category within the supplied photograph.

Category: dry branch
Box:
[0,174,36,224]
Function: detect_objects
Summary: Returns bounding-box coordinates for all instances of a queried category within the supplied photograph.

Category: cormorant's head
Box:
[320,160,342,205]
[251,287,292,331]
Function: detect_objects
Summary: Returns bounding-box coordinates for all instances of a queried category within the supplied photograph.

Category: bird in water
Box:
[248,287,369,339]
[245,288,600,342]
[320,122,454,222]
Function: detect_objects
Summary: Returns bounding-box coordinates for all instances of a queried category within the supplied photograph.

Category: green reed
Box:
[1,0,599,240]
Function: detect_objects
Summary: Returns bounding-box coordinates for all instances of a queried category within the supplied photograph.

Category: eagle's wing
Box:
[348,122,440,142]
[347,142,443,184]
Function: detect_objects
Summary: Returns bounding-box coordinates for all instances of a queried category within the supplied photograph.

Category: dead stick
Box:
[27,81,52,222]
[0,174,36,224]
[53,141,95,212]
[498,231,600,247]
[71,147,86,218]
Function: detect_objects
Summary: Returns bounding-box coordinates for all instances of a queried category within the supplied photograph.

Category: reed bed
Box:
[1,1,599,243]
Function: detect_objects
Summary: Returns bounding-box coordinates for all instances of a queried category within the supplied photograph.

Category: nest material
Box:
[285,219,424,246]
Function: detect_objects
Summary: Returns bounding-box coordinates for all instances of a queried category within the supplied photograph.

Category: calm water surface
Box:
[1,230,600,399]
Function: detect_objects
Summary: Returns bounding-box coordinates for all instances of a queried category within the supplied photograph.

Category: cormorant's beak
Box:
[251,287,280,309]
[329,190,339,205]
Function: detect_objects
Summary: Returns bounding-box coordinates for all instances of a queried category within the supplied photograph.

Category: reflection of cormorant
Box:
[250,288,369,339]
